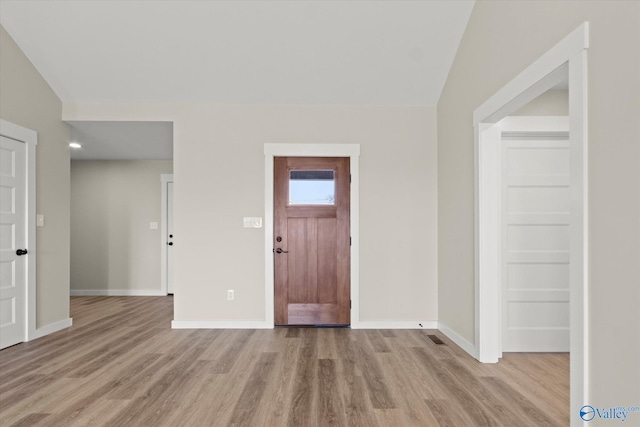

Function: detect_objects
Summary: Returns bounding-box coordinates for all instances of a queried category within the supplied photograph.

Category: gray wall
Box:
[0,26,70,328]
[62,104,439,324]
[437,0,639,416]
[71,160,173,294]
[512,90,568,116]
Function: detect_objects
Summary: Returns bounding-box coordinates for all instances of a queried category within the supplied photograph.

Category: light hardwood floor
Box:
[0,296,569,426]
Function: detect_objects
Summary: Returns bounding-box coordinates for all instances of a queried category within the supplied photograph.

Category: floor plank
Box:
[0,296,569,426]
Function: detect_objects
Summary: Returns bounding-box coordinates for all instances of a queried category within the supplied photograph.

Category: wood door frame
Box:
[160,173,173,295]
[264,144,360,329]
[0,119,37,342]
[473,23,589,426]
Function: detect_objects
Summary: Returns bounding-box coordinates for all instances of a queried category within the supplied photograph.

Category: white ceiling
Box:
[68,121,173,160]
[2,1,474,159]
[0,0,474,106]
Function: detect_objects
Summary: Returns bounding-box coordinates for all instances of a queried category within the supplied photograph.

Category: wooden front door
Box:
[274,157,350,325]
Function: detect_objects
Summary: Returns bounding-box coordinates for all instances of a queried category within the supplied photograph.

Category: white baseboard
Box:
[172,320,439,330]
[437,321,478,358]
[28,317,73,341]
[352,321,438,329]
[71,289,166,296]
[171,320,272,329]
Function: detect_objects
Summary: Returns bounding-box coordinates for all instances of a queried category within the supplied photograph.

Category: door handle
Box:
[167,242,173,246]
[16,249,28,256]
[274,248,288,254]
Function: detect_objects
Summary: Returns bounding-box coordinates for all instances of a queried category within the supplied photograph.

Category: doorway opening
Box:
[264,144,360,328]
[68,121,174,297]
[474,23,589,424]
[493,115,570,353]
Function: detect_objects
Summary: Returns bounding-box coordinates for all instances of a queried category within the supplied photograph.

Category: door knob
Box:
[16,249,28,256]
[274,248,288,254]
[167,242,173,246]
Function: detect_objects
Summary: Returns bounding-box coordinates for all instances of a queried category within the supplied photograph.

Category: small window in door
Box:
[289,170,335,205]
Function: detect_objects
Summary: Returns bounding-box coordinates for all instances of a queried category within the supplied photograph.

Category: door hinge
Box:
[349,236,352,246]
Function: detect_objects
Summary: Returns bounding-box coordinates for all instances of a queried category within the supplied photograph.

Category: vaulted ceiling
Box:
[1,0,474,106]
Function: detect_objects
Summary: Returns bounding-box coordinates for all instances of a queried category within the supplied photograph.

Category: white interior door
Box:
[166,182,174,294]
[0,135,27,349]
[501,135,570,352]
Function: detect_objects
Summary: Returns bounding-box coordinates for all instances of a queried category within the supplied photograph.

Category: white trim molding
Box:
[171,320,437,331]
[0,119,38,343]
[71,289,167,296]
[497,116,570,133]
[473,22,589,427]
[438,322,478,359]
[160,174,173,295]
[29,318,73,341]
[473,22,589,126]
[264,144,360,329]
[355,321,438,330]
[171,320,272,329]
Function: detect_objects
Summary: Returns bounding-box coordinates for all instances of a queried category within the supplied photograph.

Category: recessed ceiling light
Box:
[69,142,82,149]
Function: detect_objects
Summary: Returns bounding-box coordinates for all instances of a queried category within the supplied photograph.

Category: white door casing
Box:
[161,174,174,295]
[0,136,27,349]
[264,144,360,329]
[501,133,570,352]
[167,182,174,294]
[474,22,589,427]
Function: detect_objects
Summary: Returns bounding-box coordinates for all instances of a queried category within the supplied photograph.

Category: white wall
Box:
[0,26,70,328]
[437,0,640,418]
[62,104,438,324]
[70,160,173,295]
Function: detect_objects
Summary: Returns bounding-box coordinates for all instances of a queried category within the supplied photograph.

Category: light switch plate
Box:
[243,217,262,228]
[36,214,45,227]
[150,222,158,230]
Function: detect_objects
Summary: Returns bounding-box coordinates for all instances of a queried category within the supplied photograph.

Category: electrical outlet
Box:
[227,290,234,301]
